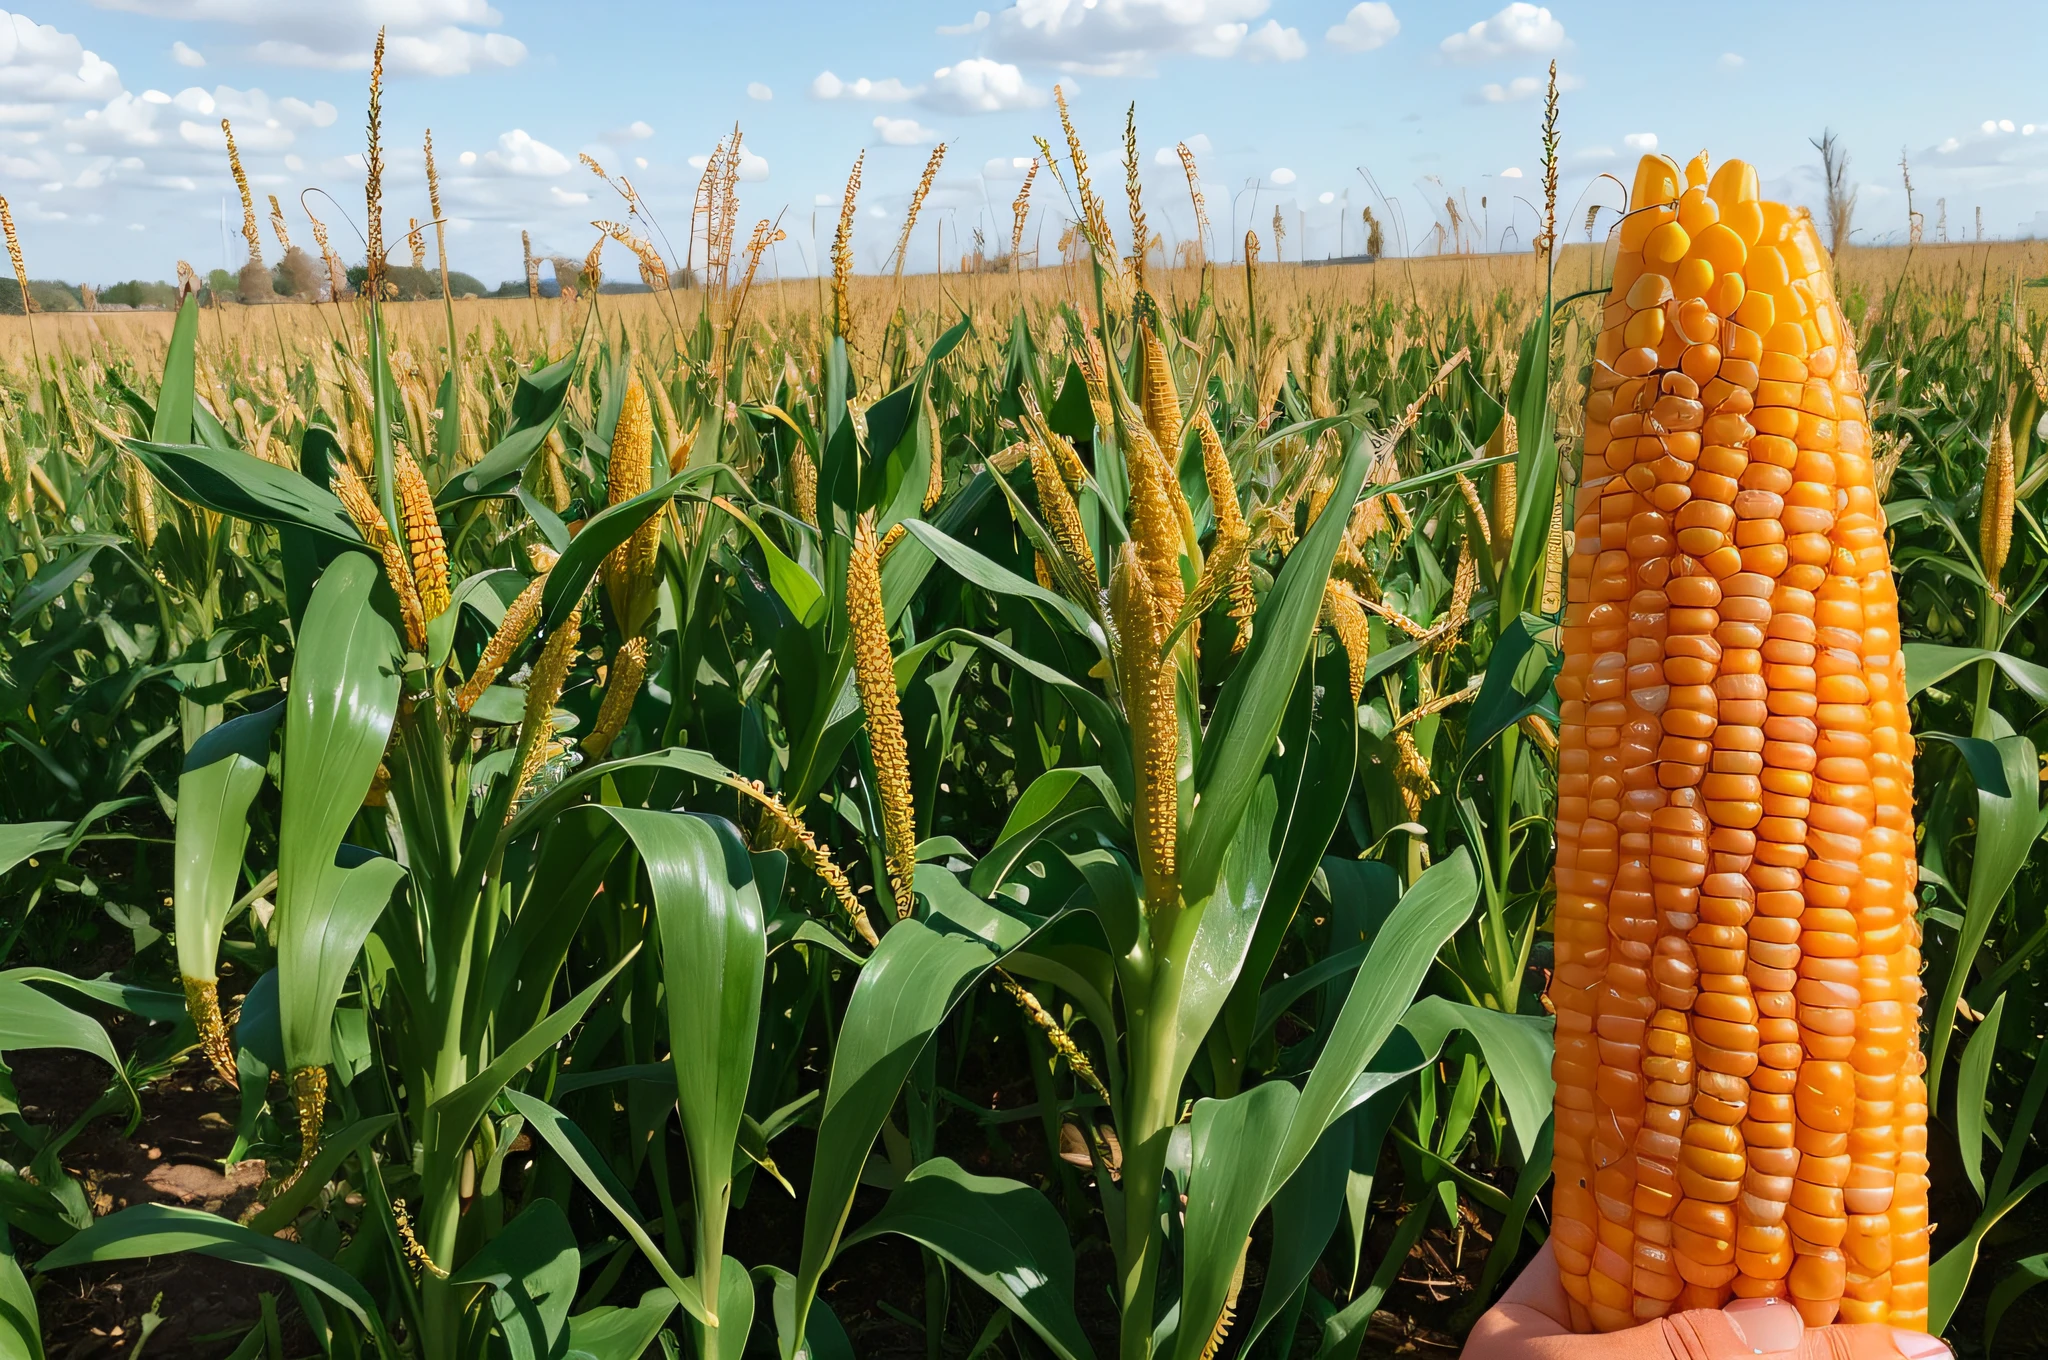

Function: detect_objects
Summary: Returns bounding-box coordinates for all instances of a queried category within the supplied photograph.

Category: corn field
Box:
[2,82,2047,1360]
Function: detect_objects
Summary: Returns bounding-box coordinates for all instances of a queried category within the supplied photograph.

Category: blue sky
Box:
[4,0,2045,286]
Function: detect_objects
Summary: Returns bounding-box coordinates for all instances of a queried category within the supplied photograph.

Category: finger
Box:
[1722,1296,1804,1355]
[1791,1323,1954,1360]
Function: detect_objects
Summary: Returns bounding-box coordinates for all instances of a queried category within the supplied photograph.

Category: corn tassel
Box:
[850,516,919,917]
[997,970,1110,1105]
[1550,154,1925,1332]
[732,779,877,946]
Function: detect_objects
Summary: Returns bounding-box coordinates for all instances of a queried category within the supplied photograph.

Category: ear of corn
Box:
[1550,153,1925,1332]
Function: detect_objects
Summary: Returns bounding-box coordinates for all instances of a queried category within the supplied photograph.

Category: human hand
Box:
[1460,1242,1952,1359]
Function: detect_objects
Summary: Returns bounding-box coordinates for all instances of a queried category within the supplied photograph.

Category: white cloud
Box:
[1719,52,1743,69]
[171,39,204,67]
[873,114,937,145]
[1498,166,1523,177]
[483,128,571,176]
[814,191,833,205]
[1270,166,1295,184]
[249,29,525,75]
[985,0,1302,77]
[1318,190,1335,203]
[938,10,990,34]
[0,11,122,101]
[548,185,587,205]
[60,84,334,152]
[983,154,1035,179]
[687,148,770,180]
[86,0,528,76]
[1624,131,1658,151]
[634,155,646,168]
[1477,70,1578,102]
[458,149,476,165]
[812,71,921,102]
[1327,2,1398,53]
[747,81,772,101]
[603,119,653,143]
[1241,20,1306,61]
[926,58,1045,112]
[1438,3,1565,64]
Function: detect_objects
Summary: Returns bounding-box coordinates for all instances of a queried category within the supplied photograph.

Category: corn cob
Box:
[850,516,919,917]
[604,377,660,638]
[1549,153,1924,1332]
[581,636,648,760]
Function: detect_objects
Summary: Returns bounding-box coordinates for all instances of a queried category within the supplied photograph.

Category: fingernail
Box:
[1723,1297,1802,1354]
[1891,1330,1952,1359]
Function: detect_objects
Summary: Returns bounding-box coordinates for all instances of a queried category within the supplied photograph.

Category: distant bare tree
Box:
[1810,128,1857,256]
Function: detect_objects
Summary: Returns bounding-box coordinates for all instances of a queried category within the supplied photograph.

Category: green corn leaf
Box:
[687,1257,757,1360]
[436,353,579,506]
[567,1289,680,1360]
[843,1158,1092,1360]
[0,977,137,1116]
[450,1199,580,1360]
[1905,642,2048,705]
[592,809,764,1329]
[539,465,707,634]
[1187,423,1375,902]
[1930,1165,2048,1335]
[0,1225,38,1360]
[1927,729,2041,1110]
[502,1090,710,1325]
[38,1204,396,1357]
[754,1265,853,1360]
[1398,997,1555,1163]
[428,949,637,1160]
[791,918,998,1350]
[1956,992,2006,1204]
[172,701,282,985]
[275,554,402,1071]
[124,440,365,550]
[1985,1252,2048,1356]
[150,294,199,445]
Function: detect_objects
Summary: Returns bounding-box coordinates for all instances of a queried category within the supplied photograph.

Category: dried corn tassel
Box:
[395,447,449,620]
[1455,471,1494,547]
[1110,544,1178,916]
[998,970,1110,1105]
[183,975,237,1087]
[1549,153,1924,1332]
[581,636,648,760]
[850,516,919,917]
